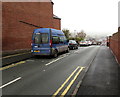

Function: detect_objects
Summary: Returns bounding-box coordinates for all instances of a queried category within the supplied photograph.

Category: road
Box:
[2,46,100,95]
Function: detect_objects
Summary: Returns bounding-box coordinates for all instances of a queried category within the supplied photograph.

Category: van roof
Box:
[33,28,64,35]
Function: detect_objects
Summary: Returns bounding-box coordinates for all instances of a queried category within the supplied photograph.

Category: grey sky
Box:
[52,0,119,37]
[119,1,120,27]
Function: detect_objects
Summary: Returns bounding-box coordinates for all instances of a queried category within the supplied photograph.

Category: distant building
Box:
[2,1,61,54]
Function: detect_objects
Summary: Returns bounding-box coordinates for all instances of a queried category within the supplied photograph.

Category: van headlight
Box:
[34,46,38,48]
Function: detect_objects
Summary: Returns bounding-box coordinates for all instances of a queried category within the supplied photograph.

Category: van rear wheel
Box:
[53,50,58,58]
[66,47,69,53]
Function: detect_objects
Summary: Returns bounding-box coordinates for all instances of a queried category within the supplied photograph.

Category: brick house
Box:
[2,0,61,54]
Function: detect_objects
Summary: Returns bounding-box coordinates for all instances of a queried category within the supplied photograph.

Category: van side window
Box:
[60,36,66,42]
[60,37,64,42]
[52,36,60,44]
[63,36,67,41]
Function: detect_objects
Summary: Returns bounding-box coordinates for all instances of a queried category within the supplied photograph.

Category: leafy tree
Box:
[75,37,84,41]
[68,37,75,40]
[62,29,71,39]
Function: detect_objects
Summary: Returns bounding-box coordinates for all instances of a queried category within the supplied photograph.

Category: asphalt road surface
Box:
[1,46,110,96]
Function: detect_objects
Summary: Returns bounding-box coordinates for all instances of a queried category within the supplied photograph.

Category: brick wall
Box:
[0,1,2,53]
[109,27,120,64]
[53,18,61,30]
[2,2,61,53]
[118,27,120,64]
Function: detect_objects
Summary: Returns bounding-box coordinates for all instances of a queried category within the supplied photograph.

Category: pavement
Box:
[1,51,32,66]
[76,46,120,96]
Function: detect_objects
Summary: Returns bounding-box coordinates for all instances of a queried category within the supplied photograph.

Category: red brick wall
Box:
[118,27,120,64]
[0,1,2,53]
[2,2,60,52]
[109,28,120,64]
[53,18,61,30]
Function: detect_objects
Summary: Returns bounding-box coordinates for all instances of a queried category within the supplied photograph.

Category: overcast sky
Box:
[52,0,119,37]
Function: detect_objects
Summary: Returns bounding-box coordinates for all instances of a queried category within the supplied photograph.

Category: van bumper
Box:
[31,48,55,56]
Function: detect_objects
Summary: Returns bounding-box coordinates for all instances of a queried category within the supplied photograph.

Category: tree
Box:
[68,37,75,40]
[75,37,84,41]
[62,29,71,39]
[76,30,86,40]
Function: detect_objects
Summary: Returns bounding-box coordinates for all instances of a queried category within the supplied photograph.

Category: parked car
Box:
[86,41,92,46]
[31,28,69,57]
[68,40,78,49]
[92,41,97,45]
[79,40,88,46]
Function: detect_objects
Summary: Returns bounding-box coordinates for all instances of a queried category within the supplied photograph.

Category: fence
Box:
[108,27,120,64]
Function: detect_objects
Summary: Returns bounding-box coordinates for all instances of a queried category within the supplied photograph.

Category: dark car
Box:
[68,40,78,49]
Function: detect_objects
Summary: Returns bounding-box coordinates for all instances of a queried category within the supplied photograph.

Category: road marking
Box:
[0,61,26,71]
[1,52,31,59]
[41,60,44,62]
[60,67,84,96]
[45,55,68,66]
[52,66,80,97]
[26,59,34,62]
[74,50,80,53]
[0,77,21,89]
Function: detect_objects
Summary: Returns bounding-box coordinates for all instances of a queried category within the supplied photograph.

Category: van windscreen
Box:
[34,33,48,44]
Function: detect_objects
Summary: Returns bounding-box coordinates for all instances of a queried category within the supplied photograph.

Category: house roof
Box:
[50,0,54,4]
[53,15,61,20]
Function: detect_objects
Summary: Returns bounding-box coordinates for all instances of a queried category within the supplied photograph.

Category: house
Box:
[2,0,61,54]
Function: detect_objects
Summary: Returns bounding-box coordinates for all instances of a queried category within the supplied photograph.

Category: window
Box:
[34,33,48,44]
[34,33,41,44]
[41,33,48,44]
[60,36,67,42]
[63,36,67,41]
[69,40,77,44]
[60,37,64,42]
[52,36,60,44]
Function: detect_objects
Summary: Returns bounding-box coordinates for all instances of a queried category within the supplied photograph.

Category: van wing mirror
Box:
[60,41,64,43]
[67,39,69,42]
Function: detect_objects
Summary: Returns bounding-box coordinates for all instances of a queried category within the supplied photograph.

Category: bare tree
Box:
[76,30,86,39]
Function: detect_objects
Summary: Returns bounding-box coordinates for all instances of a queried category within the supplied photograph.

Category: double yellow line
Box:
[0,61,26,71]
[52,66,85,97]
[1,52,31,59]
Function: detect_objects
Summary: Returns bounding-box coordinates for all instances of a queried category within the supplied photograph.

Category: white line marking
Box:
[74,51,79,53]
[0,77,21,89]
[45,55,68,66]
[74,50,81,54]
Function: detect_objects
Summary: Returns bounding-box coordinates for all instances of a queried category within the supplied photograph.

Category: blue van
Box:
[31,28,69,57]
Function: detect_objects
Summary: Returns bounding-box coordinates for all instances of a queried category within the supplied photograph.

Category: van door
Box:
[40,33,49,47]
[33,33,50,54]
[52,36,60,52]
[59,36,67,52]
[63,36,68,51]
